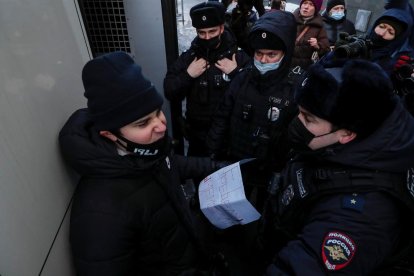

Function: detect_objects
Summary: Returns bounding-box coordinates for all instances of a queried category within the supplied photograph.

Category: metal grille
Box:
[78,0,130,57]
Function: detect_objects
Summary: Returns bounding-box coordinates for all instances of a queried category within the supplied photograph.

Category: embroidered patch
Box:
[281,184,294,206]
[342,193,365,212]
[165,156,171,169]
[262,32,267,39]
[322,232,356,271]
[267,107,280,121]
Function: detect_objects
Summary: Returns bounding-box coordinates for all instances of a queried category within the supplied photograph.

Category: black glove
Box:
[334,32,350,48]
[211,159,233,170]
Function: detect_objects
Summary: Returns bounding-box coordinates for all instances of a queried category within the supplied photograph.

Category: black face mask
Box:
[369,32,392,48]
[198,35,221,50]
[115,134,169,160]
[288,117,337,151]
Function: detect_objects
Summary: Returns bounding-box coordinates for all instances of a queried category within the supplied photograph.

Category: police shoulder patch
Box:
[321,231,356,271]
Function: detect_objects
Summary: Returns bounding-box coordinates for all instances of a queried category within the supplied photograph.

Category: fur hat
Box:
[249,30,286,51]
[295,60,395,138]
[83,51,164,131]
[326,0,345,13]
[300,0,323,13]
[376,17,405,38]
[190,2,225,29]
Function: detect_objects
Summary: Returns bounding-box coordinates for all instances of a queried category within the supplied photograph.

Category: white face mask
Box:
[330,11,345,20]
[254,56,284,75]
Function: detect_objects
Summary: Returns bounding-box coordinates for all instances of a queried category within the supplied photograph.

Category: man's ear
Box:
[219,24,225,35]
[99,130,118,142]
[338,129,357,144]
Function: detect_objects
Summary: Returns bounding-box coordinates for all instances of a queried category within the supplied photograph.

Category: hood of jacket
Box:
[369,0,414,59]
[59,109,166,178]
[318,100,414,173]
[249,10,296,78]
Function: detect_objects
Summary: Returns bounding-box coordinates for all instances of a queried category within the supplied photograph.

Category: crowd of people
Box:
[59,0,414,275]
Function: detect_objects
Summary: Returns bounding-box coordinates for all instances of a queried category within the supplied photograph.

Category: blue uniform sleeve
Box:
[266,192,402,275]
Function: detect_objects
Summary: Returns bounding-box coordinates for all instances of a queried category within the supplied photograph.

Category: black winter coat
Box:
[59,109,215,276]
[321,11,356,46]
[164,29,250,138]
[265,100,414,275]
[207,11,298,169]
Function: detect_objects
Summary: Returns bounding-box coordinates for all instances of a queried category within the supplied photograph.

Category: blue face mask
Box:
[254,57,283,75]
[330,11,345,21]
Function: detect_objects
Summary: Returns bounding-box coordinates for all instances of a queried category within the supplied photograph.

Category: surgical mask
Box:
[254,57,283,75]
[115,134,169,160]
[198,35,221,50]
[330,11,345,21]
[287,117,336,151]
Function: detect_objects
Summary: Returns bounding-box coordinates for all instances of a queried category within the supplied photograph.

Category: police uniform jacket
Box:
[207,11,298,169]
[59,109,216,276]
[291,8,331,70]
[321,11,356,46]
[163,29,250,140]
[265,99,414,275]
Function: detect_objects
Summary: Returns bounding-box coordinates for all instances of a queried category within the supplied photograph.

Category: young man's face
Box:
[119,109,167,145]
[254,49,284,63]
[298,107,342,150]
[196,25,224,40]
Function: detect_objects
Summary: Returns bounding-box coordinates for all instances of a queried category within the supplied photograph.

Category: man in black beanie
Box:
[164,1,250,159]
[262,59,414,275]
[59,51,224,276]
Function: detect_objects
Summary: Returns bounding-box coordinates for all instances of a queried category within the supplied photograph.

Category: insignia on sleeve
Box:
[322,232,356,271]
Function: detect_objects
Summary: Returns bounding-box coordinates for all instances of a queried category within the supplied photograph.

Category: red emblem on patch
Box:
[321,231,356,271]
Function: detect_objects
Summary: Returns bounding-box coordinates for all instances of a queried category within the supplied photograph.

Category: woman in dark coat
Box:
[291,0,331,70]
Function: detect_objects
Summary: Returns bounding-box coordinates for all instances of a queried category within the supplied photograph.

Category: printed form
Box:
[198,159,261,229]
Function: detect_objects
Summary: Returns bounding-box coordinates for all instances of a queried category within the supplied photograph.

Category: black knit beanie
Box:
[295,60,395,138]
[83,51,164,131]
[327,0,345,13]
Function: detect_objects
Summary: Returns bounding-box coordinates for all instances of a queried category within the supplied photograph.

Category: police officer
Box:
[207,10,298,210]
[263,60,414,275]
[164,1,250,157]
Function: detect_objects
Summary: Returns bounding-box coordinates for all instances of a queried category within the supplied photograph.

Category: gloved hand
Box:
[211,159,233,170]
[334,32,350,48]
[394,55,412,71]
[209,252,230,276]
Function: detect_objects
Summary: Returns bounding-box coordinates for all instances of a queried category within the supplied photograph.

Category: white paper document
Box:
[198,159,261,229]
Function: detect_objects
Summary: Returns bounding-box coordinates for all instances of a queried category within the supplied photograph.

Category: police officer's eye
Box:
[136,119,149,127]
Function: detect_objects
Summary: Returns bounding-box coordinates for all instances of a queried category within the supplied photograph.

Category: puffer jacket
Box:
[59,109,215,276]
[321,10,356,46]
